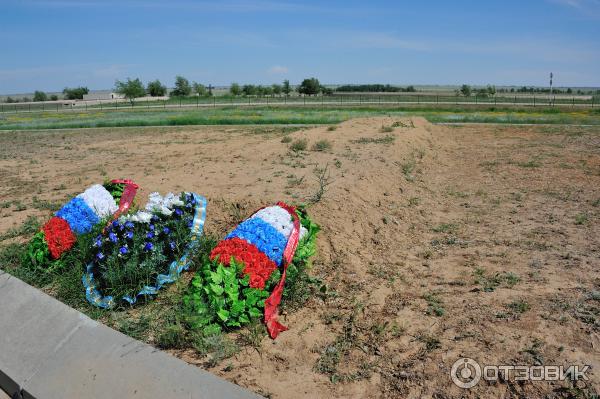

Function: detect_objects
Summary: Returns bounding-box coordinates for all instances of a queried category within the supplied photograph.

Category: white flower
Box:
[120,210,152,224]
[145,192,180,215]
[77,184,118,219]
[252,206,295,239]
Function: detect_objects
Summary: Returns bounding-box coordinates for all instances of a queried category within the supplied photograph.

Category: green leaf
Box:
[209,271,222,284]
[210,283,224,296]
[217,309,230,321]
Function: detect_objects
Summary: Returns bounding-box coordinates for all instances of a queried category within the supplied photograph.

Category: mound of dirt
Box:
[1,118,598,398]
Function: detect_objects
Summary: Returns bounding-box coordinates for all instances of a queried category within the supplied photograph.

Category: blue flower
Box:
[226,218,287,266]
[109,232,118,243]
[151,215,159,223]
[56,197,99,235]
[174,208,183,216]
[149,224,155,231]
[163,227,170,235]
[143,242,154,251]
[125,230,134,239]
[125,221,134,229]
[187,219,193,228]
[96,252,105,260]
[169,241,176,250]
[146,231,154,239]
[119,246,128,255]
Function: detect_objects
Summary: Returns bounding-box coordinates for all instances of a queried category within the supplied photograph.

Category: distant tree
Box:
[193,82,207,96]
[460,84,472,97]
[476,88,488,98]
[486,85,496,96]
[242,84,256,96]
[298,78,321,96]
[62,86,89,100]
[256,85,266,97]
[33,91,47,102]
[147,79,167,97]
[22,97,31,102]
[263,85,273,96]
[321,86,333,95]
[49,94,59,101]
[405,85,416,92]
[229,83,241,96]
[282,79,291,96]
[171,75,192,97]
[115,78,146,104]
[272,84,282,96]
[566,88,572,94]
[5,96,15,103]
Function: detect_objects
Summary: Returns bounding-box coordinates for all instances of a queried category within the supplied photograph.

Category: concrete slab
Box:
[0,272,260,399]
[22,322,257,399]
[0,273,84,397]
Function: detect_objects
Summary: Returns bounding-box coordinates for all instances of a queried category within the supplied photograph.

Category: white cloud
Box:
[548,0,600,17]
[267,65,289,74]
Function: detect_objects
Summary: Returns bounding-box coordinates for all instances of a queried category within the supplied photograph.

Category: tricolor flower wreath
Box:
[83,192,207,308]
[24,179,138,271]
[183,202,319,338]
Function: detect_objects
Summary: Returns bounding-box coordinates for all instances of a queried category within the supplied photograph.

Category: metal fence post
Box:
[533,95,536,107]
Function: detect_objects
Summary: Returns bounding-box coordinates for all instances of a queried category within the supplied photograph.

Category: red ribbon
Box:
[105,179,139,228]
[264,201,300,339]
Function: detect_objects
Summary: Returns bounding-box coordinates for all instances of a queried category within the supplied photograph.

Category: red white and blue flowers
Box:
[25,180,138,267]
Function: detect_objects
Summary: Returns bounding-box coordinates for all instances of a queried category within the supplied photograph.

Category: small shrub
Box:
[281,136,292,143]
[380,125,394,133]
[327,125,337,131]
[575,213,588,225]
[290,138,308,152]
[311,139,332,152]
[507,299,530,313]
[424,292,445,316]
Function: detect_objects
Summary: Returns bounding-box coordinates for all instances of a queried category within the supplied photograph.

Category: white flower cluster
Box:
[120,210,153,224]
[252,206,308,240]
[120,192,184,224]
[145,192,184,216]
[77,184,118,219]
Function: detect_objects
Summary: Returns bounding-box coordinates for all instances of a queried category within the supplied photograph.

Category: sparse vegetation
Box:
[311,139,332,152]
[290,138,308,152]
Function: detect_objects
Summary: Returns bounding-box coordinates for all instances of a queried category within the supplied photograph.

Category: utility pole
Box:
[549,72,553,106]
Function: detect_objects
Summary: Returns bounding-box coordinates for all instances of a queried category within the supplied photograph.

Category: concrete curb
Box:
[0,271,261,399]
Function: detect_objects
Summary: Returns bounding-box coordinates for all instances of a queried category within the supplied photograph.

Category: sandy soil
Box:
[0,118,598,398]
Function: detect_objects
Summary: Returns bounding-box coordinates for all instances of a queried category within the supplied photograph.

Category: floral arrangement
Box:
[183,202,318,338]
[24,180,138,271]
[83,192,207,308]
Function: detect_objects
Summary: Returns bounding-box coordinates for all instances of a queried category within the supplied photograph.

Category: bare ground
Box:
[0,118,598,398]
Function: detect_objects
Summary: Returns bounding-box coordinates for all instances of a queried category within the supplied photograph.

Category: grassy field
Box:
[1,105,600,130]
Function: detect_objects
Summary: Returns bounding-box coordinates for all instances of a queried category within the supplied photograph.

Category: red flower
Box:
[210,237,277,289]
[42,216,77,259]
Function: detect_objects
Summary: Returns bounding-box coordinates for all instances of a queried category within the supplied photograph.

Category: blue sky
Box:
[0,0,599,94]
